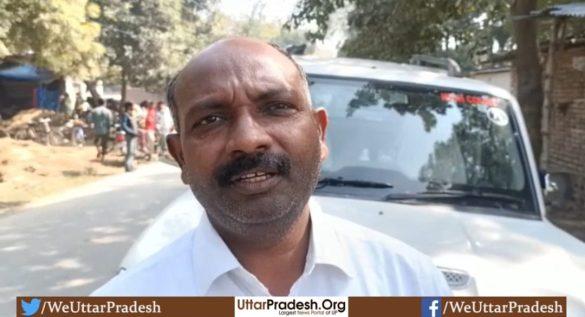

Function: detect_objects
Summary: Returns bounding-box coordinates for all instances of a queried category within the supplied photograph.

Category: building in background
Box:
[469,67,512,92]
[0,63,58,119]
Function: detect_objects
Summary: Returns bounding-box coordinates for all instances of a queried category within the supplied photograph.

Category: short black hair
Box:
[123,101,133,112]
[166,42,309,133]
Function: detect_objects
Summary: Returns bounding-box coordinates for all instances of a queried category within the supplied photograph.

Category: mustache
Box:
[215,152,291,187]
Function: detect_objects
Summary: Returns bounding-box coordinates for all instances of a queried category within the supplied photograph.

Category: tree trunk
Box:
[121,67,127,104]
[511,0,544,167]
[85,80,101,102]
[541,19,561,170]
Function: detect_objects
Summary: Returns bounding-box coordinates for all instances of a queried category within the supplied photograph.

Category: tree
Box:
[288,0,510,68]
[94,0,212,100]
[289,0,585,165]
[511,0,543,163]
[207,1,306,48]
[0,0,105,79]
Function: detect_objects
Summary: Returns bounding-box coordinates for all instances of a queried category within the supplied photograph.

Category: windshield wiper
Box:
[316,177,394,189]
[384,189,525,207]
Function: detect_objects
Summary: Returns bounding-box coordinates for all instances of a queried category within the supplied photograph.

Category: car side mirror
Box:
[544,172,572,209]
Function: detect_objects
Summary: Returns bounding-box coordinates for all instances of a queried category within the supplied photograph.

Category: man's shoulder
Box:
[121,114,132,123]
[100,106,113,114]
[91,230,196,296]
[92,106,110,116]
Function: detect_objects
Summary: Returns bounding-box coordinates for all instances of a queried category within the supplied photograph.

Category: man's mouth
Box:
[231,171,277,183]
[228,169,282,195]
[214,151,291,189]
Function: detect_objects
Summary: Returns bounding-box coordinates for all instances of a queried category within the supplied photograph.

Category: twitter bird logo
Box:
[21,298,41,316]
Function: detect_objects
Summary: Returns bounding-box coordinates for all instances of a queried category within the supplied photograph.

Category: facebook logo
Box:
[421,297,442,317]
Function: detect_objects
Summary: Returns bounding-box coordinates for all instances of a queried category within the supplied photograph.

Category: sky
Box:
[218,0,300,22]
[216,0,347,57]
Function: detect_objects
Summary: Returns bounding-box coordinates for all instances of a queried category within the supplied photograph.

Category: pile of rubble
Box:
[0,109,72,145]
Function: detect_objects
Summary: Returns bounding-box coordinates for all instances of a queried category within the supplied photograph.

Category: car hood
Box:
[314,195,584,259]
[120,192,585,308]
[313,196,585,293]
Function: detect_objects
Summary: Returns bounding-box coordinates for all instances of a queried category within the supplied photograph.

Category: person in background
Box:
[78,97,92,120]
[89,98,113,162]
[107,99,126,156]
[155,101,174,156]
[75,92,84,111]
[144,101,157,160]
[70,110,87,147]
[106,98,118,114]
[121,102,138,172]
[137,101,148,155]
[69,98,89,147]
[59,92,74,116]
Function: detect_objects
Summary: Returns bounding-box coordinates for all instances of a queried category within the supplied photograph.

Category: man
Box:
[120,102,138,172]
[136,101,148,155]
[144,101,157,160]
[59,92,74,116]
[93,38,451,296]
[88,98,113,162]
[155,101,174,155]
[78,97,92,119]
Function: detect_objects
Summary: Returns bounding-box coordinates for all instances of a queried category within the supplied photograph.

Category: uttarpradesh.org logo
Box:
[421,297,442,317]
[21,298,41,316]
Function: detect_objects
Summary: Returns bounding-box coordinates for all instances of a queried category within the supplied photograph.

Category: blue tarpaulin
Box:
[0,64,59,112]
[36,86,60,111]
[0,64,54,82]
[532,3,585,18]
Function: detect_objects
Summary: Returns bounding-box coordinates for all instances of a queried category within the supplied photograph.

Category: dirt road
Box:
[0,138,128,211]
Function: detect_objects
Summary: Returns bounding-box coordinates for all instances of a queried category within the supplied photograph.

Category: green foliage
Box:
[207,4,306,48]
[289,0,511,68]
[0,0,105,79]
[0,1,12,56]
[0,0,302,87]
[94,0,213,91]
[289,0,585,69]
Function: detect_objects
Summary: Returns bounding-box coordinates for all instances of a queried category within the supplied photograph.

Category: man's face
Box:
[168,39,328,244]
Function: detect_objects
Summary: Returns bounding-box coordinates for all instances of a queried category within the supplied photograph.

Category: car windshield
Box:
[310,76,537,217]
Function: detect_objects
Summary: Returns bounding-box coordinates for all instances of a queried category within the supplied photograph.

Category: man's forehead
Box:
[176,38,300,94]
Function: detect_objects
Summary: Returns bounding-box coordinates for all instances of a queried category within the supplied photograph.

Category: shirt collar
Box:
[191,198,356,294]
[306,198,356,278]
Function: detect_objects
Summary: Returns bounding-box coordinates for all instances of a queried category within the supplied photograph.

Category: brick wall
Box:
[548,46,585,211]
[552,46,585,103]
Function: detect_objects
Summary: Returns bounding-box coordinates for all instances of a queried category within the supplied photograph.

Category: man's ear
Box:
[313,107,329,162]
[167,133,189,184]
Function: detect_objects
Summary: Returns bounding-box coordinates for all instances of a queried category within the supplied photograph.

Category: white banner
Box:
[235,297,349,317]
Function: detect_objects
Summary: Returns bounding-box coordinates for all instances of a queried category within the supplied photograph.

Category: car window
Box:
[310,76,537,216]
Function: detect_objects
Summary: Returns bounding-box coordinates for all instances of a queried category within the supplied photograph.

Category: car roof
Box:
[295,56,514,101]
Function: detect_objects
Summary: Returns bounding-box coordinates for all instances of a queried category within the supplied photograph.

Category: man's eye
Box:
[195,115,223,127]
[266,103,295,114]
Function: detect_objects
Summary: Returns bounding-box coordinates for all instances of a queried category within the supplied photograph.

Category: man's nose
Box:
[225,112,272,156]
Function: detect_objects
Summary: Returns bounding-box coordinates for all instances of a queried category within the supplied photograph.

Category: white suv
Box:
[119,57,585,314]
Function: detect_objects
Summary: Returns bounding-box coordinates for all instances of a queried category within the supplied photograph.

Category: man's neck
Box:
[219,208,311,296]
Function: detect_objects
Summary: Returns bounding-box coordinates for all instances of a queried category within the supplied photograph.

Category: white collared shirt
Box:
[92,206,451,296]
